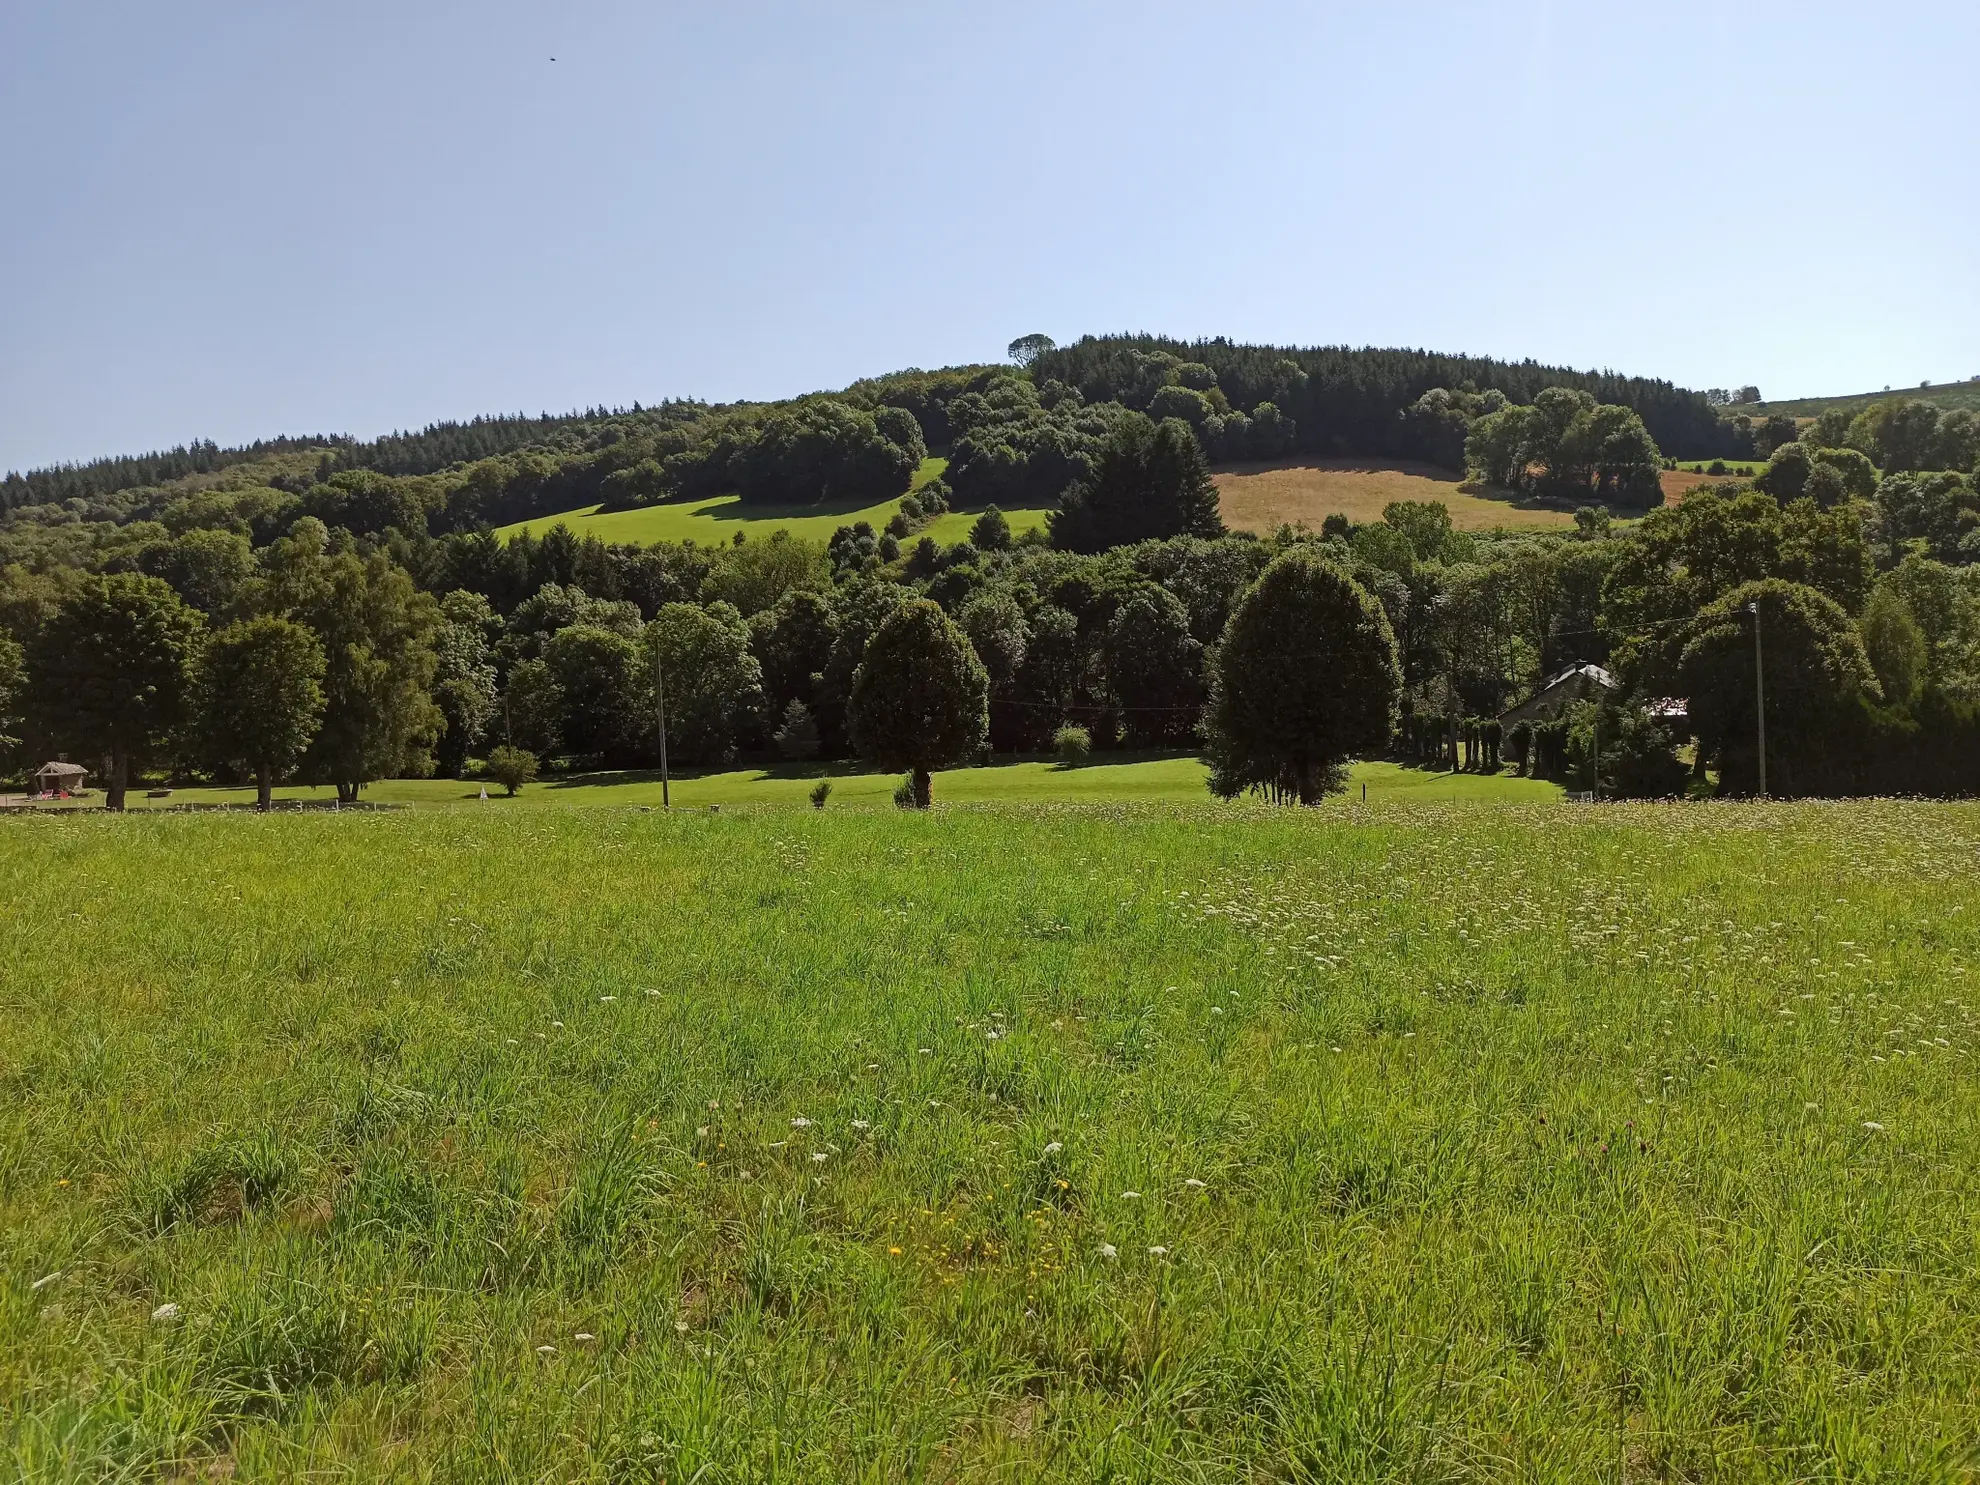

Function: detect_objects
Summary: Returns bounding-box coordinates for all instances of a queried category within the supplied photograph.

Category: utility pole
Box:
[655,645,671,810]
[1749,599,1767,798]
[1592,705,1601,802]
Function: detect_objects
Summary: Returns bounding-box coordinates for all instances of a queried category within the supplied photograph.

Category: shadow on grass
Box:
[537,749,1201,792]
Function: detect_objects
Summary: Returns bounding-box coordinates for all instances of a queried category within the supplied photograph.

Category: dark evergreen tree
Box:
[1201,549,1401,804]
[849,599,989,807]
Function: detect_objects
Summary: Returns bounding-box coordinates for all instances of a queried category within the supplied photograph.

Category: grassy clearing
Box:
[3,800,1977,1478]
[1672,459,1764,477]
[49,756,1560,813]
[1736,382,1980,420]
[496,459,1051,548]
[1212,460,1580,533]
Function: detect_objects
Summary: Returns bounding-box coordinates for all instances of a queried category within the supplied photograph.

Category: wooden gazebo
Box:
[33,761,89,796]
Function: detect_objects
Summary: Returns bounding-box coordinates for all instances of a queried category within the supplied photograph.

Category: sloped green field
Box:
[495,458,1051,548]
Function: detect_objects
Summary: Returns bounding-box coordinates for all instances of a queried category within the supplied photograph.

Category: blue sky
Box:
[3,1,1976,473]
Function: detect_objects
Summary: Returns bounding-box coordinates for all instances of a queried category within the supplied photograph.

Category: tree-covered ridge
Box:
[5,334,1756,526]
[1029,334,1749,462]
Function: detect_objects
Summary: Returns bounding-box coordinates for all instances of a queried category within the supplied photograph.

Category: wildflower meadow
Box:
[2,800,1977,1480]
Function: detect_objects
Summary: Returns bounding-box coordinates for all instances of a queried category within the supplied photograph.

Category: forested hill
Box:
[0,405,703,513]
[1031,336,1743,466]
[1,336,1748,521]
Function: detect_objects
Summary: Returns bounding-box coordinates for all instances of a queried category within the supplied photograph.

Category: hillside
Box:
[1732,379,1980,421]
[3,336,1748,530]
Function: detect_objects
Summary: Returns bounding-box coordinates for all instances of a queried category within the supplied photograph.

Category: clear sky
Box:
[3,1,1976,474]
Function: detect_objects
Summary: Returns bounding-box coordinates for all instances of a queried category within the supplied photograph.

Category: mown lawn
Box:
[2,802,1976,1479]
[80,756,1560,813]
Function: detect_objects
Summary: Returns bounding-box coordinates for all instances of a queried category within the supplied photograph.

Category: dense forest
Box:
[2,335,1976,804]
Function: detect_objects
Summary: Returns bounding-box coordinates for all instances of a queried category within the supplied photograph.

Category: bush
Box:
[485,746,539,797]
[892,774,917,809]
[809,779,832,809]
[970,505,1013,552]
[1566,701,1688,798]
[1053,724,1092,767]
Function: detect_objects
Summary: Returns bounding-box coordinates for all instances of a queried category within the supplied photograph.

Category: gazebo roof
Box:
[34,761,89,779]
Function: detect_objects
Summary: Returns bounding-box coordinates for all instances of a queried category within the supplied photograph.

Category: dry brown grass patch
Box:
[1212,459,1578,533]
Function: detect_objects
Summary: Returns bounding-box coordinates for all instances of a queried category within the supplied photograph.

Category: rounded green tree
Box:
[1677,579,1878,796]
[27,573,205,810]
[849,599,989,807]
[1201,548,1401,804]
[193,615,328,810]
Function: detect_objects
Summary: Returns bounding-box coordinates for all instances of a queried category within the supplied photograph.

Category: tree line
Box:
[4,345,1977,804]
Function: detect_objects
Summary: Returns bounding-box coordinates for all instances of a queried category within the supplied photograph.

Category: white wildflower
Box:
[1098,1243,1118,1260]
[851,1119,871,1131]
[32,1272,61,1291]
[1147,1245,1168,1257]
[574,1332,596,1343]
[790,1116,812,1128]
[599,995,616,1003]
[1121,1190,1140,1200]
[1184,1178,1206,1189]
[812,1152,829,1163]
[1863,1121,1885,1132]
[674,1320,690,1333]
[1043,1141,1063,1155]
[151,1303,181,1324]
[535,1344,557,1356]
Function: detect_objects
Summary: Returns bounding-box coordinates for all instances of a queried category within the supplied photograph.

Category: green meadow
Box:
[4,799,1978,1480]
[1671,459,1764,477]
[496,458,1052,549]
[65,756,1560,813]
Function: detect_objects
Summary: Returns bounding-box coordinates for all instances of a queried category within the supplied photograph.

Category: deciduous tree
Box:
[193,615,327,809]
[26,573,204,809]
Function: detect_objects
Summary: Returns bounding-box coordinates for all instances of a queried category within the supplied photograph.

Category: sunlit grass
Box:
[494,457,1052,548]
[76,756,1562,813]
[2,800,1976,1479]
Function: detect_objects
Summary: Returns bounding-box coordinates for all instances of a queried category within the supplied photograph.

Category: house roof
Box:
[1496,664,1621,726]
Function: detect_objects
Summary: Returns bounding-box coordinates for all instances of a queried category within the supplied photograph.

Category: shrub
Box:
[970,505,1013,552]
[809,778,832,809]
[892,774,917,809]
[1053,724,1092,767]
[485,746,539,797]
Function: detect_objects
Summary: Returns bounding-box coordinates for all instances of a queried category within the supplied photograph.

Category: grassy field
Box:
[1671,459,1764,478]
[1212,460,1580,533]
[499,457,1609,551]
[4,799,1979,1479]
[1732,381,1980,420]
[35,756,1559,814]
[496,459,1052,549]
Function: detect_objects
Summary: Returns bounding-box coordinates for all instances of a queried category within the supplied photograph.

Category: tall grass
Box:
[2,801,1976,1480]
